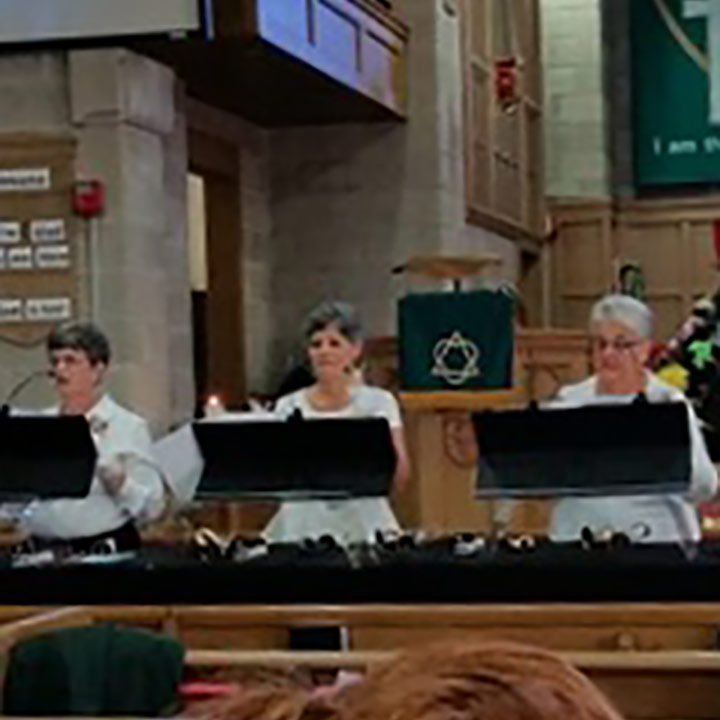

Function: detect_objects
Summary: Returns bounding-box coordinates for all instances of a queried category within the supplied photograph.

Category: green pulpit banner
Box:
[398,290,514,391]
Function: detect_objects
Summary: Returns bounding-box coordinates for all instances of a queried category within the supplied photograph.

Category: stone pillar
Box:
[542,0,609,198]
[70,49,194,432]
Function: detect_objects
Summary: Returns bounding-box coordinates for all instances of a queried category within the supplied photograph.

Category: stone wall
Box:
[266,0,520,385]
[542,0,609,198]
[0,0,533,409]
[0,54,70,410]
[0,49,194,433]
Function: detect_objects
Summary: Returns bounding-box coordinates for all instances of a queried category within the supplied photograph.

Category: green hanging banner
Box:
[631,0,720,186]
[398,290,514,391]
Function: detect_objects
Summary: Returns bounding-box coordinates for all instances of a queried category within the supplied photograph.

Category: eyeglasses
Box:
[590,337,644,353]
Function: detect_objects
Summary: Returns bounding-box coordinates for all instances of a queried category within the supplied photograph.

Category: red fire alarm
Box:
[494,57,518,112]
[72,180,105,219]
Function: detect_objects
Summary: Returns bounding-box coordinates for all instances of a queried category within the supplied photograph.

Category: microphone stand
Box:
[0,370,50,418]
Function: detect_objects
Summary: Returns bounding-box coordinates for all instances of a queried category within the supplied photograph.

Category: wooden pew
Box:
[0,606,717,719]
[169,603,720,652]
[3,603,720,654]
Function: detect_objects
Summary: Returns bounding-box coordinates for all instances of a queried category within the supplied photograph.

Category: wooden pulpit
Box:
[394,388,553,534]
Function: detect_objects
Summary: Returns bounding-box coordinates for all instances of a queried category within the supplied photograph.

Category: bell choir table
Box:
[2,541,720,605]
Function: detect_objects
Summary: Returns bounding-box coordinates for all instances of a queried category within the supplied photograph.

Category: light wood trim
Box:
[0,606,93,646]
[467,202,545,244]
[186,648,392,669]
[186,647,720,672]
[399,388,525,411]
[551,195,720,224]
[10,602,720,632]
[89,606,173,625]
[568,651,720,671]
[402,254,503,279]
[168,603,720,627]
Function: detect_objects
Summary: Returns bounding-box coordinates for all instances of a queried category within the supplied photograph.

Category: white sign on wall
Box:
[30,218,66,243]
[0,168,51,192]
[25,297,72,322]
[0,299,23,323]
[7,246,32,270]
[35,244,70,270]
[0,221,21,243]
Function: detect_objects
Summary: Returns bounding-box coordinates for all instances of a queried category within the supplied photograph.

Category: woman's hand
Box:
[97,455,128,495]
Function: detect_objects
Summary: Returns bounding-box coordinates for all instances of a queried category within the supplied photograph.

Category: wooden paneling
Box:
[255,0,408,117]
[549,197,720,339]
[461,0,544,240]
[516,328,591,401]
[143,0,408,126]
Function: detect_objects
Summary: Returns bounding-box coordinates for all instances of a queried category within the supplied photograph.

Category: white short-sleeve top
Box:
[274,385,402,429]
[548,373,718,543]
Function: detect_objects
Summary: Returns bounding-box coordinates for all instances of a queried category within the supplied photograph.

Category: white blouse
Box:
[274,385,402,428]
[264,385,402,544]
[548,374,718,543]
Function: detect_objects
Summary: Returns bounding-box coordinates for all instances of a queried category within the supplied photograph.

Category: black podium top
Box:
[0,415,96,500]
[474,401,691,498]
[193,417,396,499]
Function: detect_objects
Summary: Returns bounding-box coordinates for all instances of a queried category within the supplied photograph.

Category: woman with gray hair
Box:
[264,301,409,544]
[549,294,717,543]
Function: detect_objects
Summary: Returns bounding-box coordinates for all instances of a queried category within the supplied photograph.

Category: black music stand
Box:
[192,417,396,500]
[0,416,97,501]
[473,401,692,498]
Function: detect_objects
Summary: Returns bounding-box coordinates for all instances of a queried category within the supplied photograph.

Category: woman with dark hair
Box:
[265,301,408,544]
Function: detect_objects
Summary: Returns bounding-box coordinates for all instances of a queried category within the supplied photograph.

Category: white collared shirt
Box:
[23,394,166,540]
[548,373,718,543]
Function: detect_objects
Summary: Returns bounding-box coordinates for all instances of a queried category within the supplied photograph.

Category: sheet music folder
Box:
[0,416,96,500]
[473,401,691,498]
[193,417,396,500]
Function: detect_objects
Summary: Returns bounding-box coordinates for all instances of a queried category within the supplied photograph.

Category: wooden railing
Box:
[2,604,720,719]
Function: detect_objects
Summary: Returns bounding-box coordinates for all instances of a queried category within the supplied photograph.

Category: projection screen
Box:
[0,0,205,43]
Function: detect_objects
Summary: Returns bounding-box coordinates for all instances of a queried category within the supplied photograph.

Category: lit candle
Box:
[204,394,225,418]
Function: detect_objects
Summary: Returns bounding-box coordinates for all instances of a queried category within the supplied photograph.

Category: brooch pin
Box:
[88,416,109,436]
